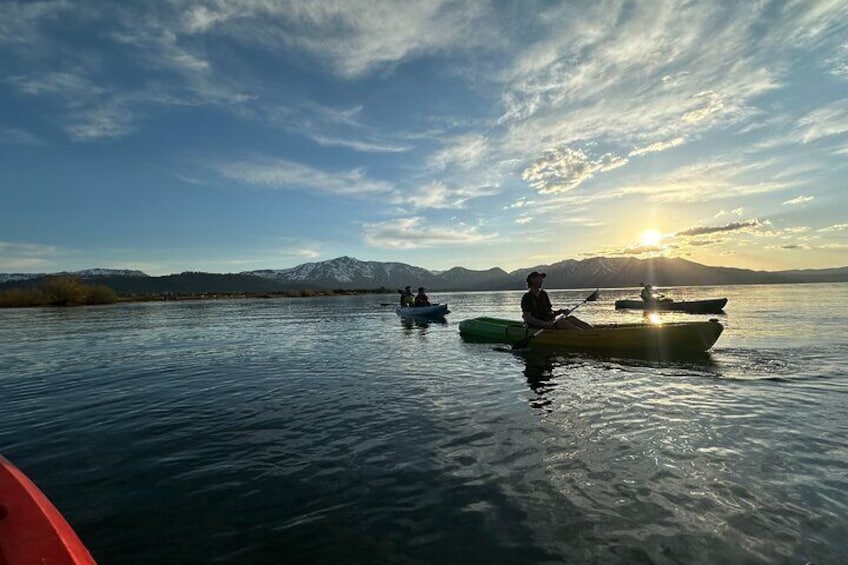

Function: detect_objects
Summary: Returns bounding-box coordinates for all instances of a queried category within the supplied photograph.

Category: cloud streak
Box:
[217,158,395,196]
[676,220,762,237]
[782,195,814,206]
[363,217,498,249]
[0,240,61,271]
[0,126,46,146]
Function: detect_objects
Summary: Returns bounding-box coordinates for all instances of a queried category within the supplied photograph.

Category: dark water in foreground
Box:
[1,283,847,564]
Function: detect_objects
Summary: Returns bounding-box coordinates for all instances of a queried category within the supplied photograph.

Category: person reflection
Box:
[521,351,559,412]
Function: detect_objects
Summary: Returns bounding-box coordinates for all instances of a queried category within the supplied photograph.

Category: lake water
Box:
[2,283,847,564]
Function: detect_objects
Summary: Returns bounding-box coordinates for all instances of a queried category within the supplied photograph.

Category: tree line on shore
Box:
[0,276,118,307]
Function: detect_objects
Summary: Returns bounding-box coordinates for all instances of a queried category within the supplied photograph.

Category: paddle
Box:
[511,289,599,350]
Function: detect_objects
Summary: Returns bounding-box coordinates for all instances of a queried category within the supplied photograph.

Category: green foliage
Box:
[0,276,118,308]
[86,284,119,305]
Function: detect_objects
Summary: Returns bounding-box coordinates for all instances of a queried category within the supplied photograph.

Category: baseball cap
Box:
[526,271,546,283]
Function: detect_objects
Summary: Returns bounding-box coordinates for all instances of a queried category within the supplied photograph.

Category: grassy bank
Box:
[1,281,397,307]
[0,276,118,307]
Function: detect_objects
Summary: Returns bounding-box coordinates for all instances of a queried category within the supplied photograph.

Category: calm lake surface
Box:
[2,283,847,564]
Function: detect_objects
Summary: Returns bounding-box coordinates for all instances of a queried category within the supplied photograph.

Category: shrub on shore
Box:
[0,276,118,307]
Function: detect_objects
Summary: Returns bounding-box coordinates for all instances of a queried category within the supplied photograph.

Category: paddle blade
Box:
[586,289,600,301]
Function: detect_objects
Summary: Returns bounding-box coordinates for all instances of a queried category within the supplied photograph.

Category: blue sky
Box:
[1,0,846,276]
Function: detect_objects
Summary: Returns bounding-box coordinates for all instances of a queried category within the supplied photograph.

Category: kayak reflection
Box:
[400,315,448,330]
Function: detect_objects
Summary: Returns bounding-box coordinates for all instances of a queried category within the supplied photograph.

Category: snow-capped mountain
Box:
[0,273,41,284]
[245,256,442,289]
[71,269,148,278]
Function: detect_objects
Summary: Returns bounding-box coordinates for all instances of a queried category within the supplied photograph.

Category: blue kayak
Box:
[395,304,449,318]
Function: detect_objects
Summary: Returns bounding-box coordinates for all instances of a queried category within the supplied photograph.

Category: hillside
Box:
[1,257,846,296]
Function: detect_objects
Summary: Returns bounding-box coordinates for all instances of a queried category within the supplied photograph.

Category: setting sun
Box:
[640,229,662,247]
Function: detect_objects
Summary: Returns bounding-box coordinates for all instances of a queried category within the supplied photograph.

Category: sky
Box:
[1,0,847,276]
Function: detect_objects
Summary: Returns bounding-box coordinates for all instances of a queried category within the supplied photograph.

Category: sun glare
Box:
[646,312,663,325]
[640,229,662,247]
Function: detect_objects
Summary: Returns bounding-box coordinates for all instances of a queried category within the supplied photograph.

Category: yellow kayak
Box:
[458,317,723,353]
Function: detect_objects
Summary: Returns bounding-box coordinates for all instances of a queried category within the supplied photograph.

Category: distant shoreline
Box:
[3,279,847,308]
[116,289,394,303]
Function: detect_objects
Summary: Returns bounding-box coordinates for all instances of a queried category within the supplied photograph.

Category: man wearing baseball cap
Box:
[521,271,591,330]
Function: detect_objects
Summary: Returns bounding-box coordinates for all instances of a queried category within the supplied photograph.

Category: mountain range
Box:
[1,256,847,295]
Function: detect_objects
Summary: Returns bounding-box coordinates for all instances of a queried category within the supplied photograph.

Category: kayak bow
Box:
[0,455,96,565]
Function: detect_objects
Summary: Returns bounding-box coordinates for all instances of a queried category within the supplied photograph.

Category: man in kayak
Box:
[640,283,667,302]
[414,287,430,306]
[522,272,592,330]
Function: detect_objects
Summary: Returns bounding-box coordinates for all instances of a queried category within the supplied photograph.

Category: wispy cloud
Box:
[779,0,848,49]
[259,239,323,263]
[797,100,848,143]
[399,179,499,210]
[363,217,497,249]
[818,223,848,232]
[5,71,104,98]
[0,126,46,146]
[782,195,814,206]
[428,134,489,171]
[824,43,848,77]
[216,157,395,196]
[611,158,794,203]
[2,4,251,141]
[65,104,137,141]
[495,2,782,161]
[629,137,685,157]
[173,0,499,78]
[311,135,411,153]
[0,240,60,271]
[267,103,412,154]
[715,208,745,218]
[0,0,74,47]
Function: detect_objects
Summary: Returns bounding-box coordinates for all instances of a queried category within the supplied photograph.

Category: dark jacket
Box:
[521,290,555,322]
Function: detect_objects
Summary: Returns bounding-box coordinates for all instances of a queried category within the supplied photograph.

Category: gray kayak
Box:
[614,298,727,314]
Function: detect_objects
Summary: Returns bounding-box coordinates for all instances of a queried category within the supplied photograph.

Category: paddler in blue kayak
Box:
[522,271,592,330]
[399,286,414,307]
[414,286,431,307]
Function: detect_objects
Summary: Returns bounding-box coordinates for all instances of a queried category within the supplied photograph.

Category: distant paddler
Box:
[640,282,667,303]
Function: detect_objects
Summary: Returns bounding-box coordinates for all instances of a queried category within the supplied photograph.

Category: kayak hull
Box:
[458,317,723,353]
[0,456,96,564]
[396,304,449,318]
[614,298,727,314]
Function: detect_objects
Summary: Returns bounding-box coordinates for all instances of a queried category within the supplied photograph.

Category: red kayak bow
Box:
[0,455,96,564]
